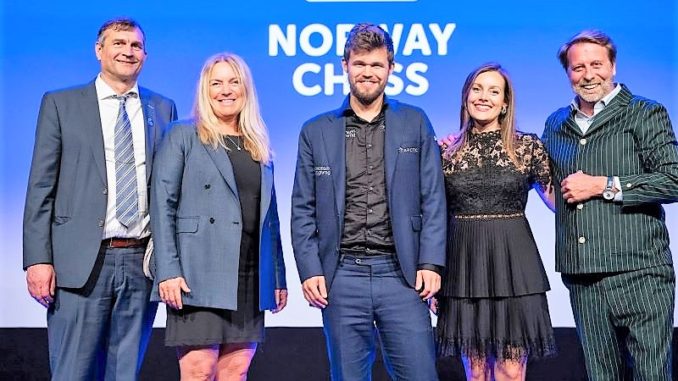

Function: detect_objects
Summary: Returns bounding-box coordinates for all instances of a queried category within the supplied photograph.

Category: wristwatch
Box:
[602,176,617,200]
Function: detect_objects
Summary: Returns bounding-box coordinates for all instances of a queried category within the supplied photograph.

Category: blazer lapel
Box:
[202,144,239,199]
[384,100,401,192]
[139,88,157,182]
[80,82,107,186]
[585,85,632,135]
[322,111,346,219]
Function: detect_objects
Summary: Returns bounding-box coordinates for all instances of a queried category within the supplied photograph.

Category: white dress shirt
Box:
[95,75,149,239]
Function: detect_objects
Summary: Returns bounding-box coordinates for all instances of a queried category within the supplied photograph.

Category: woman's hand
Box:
[272,289,288,313]
[159,277,191,310]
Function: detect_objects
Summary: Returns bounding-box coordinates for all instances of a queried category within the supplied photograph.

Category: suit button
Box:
[576,203,583,210]
[204,184,211,189]
[102,188,108,195]
[578,236,586,244]
[98,219,104,227]
[209,217,215,224]
[579,138,587,145]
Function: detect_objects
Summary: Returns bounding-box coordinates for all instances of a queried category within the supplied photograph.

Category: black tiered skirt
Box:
[436,215,556,359]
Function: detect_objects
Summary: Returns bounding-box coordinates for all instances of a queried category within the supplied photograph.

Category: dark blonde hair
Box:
[557,30,617,70]
[443,63,518,164]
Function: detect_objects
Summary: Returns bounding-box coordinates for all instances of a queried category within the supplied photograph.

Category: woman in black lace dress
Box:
[435,63,556,381]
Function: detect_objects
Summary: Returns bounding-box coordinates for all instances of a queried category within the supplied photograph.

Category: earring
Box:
[501,106,507,115]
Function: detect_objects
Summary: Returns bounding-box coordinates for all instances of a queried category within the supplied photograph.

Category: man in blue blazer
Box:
[23,18,177,380]
[291,24,446,380]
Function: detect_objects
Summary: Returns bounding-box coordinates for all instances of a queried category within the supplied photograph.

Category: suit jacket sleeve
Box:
[23,92,61,269]
[417,112,447,267]
[150,124,186,282]
[619,104,678,206]
[291,124,324,282]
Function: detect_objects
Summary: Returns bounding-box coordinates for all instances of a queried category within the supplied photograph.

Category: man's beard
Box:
[573,78,614,104]
[349,79,387,105]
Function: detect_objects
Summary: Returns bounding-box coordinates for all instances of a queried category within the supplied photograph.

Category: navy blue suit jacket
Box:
[23,81,177,288]
[291,98,446,289]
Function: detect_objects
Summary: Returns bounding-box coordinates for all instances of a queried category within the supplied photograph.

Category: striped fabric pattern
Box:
[542,84,678,274]
[114,94,139,228]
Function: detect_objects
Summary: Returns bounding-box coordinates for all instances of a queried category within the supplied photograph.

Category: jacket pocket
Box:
[176,217,199,233]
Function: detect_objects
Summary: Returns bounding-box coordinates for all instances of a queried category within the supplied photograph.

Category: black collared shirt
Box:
[340,102,395,255]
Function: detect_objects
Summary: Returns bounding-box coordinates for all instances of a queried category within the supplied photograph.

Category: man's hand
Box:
[272,288,288,313]
[159,277,191,310]
[302,275,328,308]
[415,269,440,300]
[561,171,606,203]
[26,264,56,308]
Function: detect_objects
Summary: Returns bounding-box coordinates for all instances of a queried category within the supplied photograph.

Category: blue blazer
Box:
[150,122,286,311]
[23,81,177,288]
[291,98,446,289]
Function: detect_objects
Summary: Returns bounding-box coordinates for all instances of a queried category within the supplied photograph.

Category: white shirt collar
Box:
[95,74,140,100]
[570,83,622,117]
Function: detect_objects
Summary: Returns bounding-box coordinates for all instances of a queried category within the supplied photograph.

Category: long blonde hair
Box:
[193,53,271,163]
[443,63,518,165]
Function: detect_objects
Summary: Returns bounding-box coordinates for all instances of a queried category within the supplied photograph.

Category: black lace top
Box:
[442,130,551,215]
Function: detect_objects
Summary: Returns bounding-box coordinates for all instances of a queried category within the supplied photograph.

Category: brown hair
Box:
[96,17,146,49]
[443,63,518,165]
[343,23,394,65]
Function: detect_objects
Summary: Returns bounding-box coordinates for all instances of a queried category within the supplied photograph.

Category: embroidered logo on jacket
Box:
[314,166,331,176]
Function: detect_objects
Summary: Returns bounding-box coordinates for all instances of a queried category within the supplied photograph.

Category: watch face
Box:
[603,190,614,200]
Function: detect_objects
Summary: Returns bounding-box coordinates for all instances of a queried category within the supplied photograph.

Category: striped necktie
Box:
[113,94,139,228]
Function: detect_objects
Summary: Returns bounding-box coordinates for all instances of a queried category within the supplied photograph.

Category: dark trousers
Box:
[47,245,157,381]
[322,254,438,381]
[562,265,675,381]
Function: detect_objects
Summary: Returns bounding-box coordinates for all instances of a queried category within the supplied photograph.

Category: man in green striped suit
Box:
[542,30,678,380]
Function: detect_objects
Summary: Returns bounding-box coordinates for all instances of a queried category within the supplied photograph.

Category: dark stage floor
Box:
[3,328,678,380]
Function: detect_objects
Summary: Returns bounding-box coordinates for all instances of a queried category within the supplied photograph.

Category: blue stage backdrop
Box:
[1,0,676,328]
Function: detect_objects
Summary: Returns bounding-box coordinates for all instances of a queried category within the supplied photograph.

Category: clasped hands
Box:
[560,170,607,203]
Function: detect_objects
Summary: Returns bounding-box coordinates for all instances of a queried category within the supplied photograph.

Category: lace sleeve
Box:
[528,135,551,192]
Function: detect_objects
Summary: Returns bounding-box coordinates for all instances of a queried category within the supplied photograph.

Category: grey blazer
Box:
[150,122,286,311]
[23,81,177,288]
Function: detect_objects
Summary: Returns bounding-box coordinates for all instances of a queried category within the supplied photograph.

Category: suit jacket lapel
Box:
[203,144,239,199]
[384,100,401,192]
[80,82,107,186]
[139,88,157,182]
[322,111,346,219]
[584,85,632,135]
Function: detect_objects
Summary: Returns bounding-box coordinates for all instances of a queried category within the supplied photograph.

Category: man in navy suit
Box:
[291,23,446,380]
[23,18,177,380]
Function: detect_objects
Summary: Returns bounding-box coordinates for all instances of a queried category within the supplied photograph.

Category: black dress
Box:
[165,136,264,346]
[436,130,557,360]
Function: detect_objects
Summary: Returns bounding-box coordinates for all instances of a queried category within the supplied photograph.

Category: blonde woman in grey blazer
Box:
[151,53,287,380]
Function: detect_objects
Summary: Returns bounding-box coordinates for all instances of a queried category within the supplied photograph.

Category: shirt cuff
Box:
[613,176,623,202]
[418,264,443,275]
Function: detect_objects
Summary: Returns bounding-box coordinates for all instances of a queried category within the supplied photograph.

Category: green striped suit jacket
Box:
[542,84,678,274]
